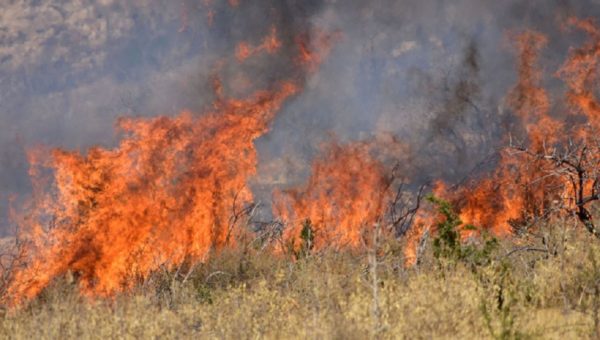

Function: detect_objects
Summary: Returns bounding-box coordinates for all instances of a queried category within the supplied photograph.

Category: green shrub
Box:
[427,195,498,267]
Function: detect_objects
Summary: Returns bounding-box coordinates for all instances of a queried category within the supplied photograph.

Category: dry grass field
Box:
[1,218,599,340]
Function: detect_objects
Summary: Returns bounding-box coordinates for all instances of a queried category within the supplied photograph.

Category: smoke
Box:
[259,0,600,186]
[2,0,600,233]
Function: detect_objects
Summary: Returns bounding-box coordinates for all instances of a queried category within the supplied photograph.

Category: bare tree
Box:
[510,131,600,238]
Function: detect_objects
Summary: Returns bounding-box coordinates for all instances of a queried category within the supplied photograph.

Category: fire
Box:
[295,30,342,72]
[507,31,558,147]
[273,18,600,266]
[558,17,600,131]
[236,26,281,62]
[274,141,393,251]
[420,31,557,240]
[419,20,600,244]
[6,82,297,304]
[4,5,600,307]
[2,9,341,304]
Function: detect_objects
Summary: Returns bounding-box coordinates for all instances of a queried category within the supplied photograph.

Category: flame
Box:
[414,31,557,243]
[7,82,298,304]
[558,17,600,131]
[508,31,560,147]
[414,21,600,248]
[403,181,446,265]
[5,6,599,305]
[274,141,393,251]
[295,30,343,72]
[3,12,340,304]
[462,35,558,230]
[236,26,281,62]
[272,19,600,266]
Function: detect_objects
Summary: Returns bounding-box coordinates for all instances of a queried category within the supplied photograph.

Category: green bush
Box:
[427,195,498,267]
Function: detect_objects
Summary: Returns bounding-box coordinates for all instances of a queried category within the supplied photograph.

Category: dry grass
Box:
[1,221,600,339]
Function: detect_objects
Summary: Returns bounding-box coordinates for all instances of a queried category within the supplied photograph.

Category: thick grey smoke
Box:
[256,0,600,193]
[1,0,600,233]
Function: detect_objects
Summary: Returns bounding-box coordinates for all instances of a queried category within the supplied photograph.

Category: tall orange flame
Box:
[274,141,393,251]
[7,82,297,304]
[558,17,600,131]
[419,20,600,247]
[427,31,557,239]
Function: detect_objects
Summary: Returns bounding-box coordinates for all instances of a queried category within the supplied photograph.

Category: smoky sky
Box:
[1,0,600,234]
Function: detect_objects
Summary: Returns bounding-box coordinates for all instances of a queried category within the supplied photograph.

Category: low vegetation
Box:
[1,207,600,339]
